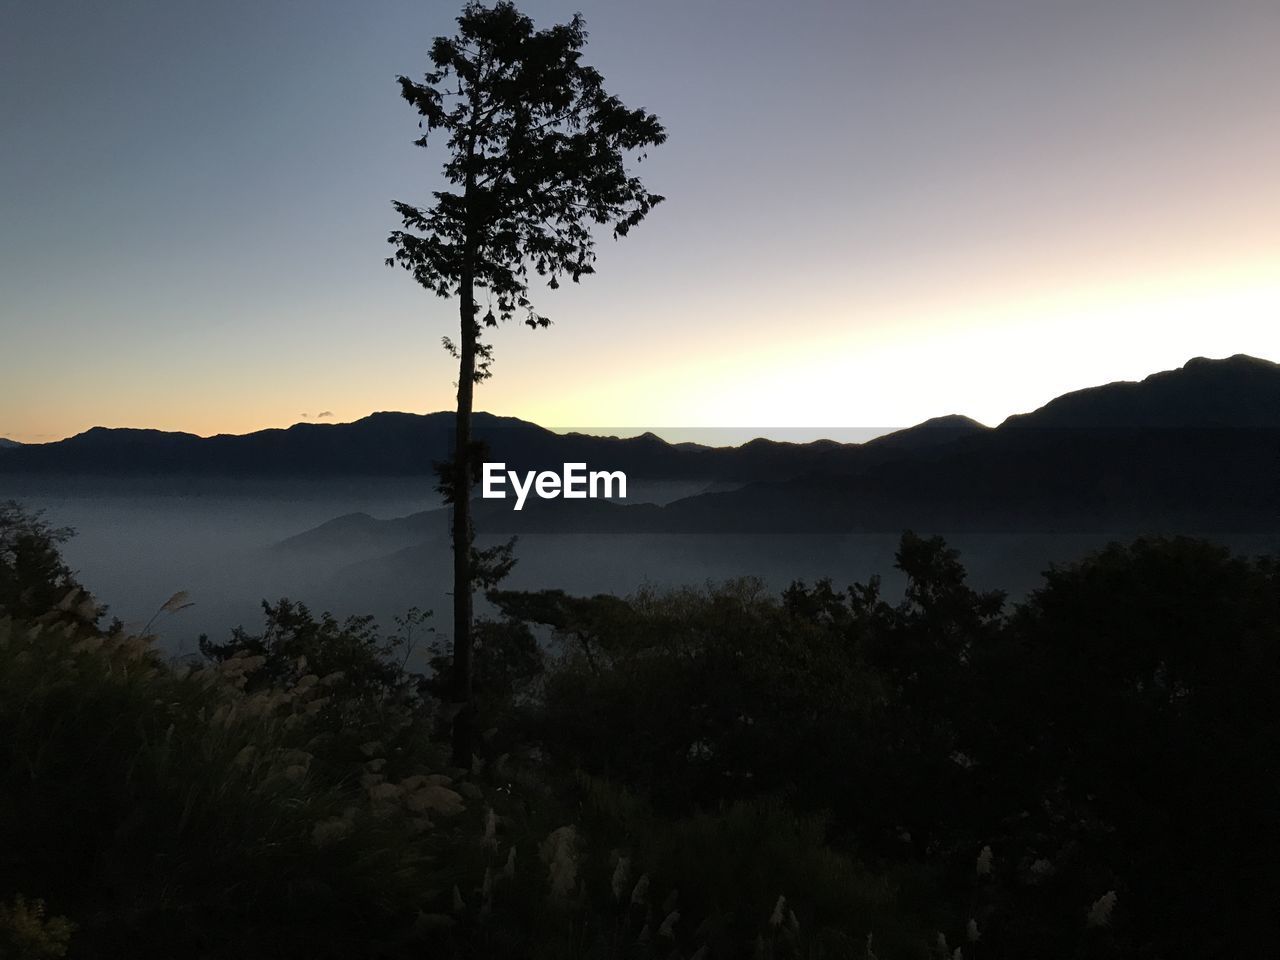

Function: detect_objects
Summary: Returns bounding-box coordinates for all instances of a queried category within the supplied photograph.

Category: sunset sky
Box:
[2,0,1277,444]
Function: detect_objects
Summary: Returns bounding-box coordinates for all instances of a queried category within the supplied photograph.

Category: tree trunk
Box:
[451,273,476,769]
[450,122,481,771]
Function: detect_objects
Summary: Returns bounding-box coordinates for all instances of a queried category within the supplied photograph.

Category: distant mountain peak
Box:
[1184,353,1277,371]
[911,414,986,431]
[864,414,988,454]
[1000,354,1280,430]
[65,425,203,444]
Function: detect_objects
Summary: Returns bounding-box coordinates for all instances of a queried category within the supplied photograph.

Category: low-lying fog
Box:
[6,476,1275,668]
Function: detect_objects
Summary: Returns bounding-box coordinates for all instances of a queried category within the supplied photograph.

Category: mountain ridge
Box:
[266,355,1280,545]
[999,354,1280,429]
[0,407,983,482]
[3,357,1276,508]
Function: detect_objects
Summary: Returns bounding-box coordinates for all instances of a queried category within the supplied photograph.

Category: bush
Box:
[0,501,104,631]
[0,607,479,958]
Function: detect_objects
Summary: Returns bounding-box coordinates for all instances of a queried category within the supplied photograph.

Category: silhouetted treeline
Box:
[1,501,1277,958]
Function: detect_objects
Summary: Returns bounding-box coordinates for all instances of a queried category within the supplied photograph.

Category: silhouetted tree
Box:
[0,500,106,631]
[386,1,665,766]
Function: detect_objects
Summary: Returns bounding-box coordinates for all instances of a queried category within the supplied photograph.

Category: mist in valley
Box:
[10,476,1272,666]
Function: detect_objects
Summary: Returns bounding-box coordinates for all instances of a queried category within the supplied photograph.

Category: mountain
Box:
[273,354,1280,545]
[639,354,1280,534]
[999,354,1280,429]
[5,354,1276,536]
[0,438,21,449]
[274,510,445,556]
[0,409,984,483]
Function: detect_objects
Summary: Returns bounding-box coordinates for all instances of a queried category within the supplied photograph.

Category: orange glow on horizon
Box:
[7,253,1274,447]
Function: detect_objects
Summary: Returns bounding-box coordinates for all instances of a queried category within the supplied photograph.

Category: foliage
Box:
[199,599,413,708]
[3,497,1277,957]
[386,0,666,354]
[971,537,1280,958]
[561,776,929,960]
[424,612,544,749]
[495,579,891,819]
[0,501,104,631]
[0,608,474,958]
[0,896,74,960]
[497,533,1280,958]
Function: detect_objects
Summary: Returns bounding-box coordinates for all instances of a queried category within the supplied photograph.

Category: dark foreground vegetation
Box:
[1,500,1277,959]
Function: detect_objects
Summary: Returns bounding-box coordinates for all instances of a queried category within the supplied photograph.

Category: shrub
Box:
[0,607,475,958]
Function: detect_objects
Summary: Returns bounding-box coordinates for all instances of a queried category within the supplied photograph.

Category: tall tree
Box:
[387,1,665,767]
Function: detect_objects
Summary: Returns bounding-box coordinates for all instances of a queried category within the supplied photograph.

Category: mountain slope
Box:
[273,355,1280,544]
[999,354,1280,429]
[640,354,1280,533]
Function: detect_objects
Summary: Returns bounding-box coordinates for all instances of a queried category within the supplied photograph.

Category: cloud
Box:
[317,411,334,419]
[300,413,310,418]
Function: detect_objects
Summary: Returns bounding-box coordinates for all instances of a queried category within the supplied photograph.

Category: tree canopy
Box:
[387,0,666,379]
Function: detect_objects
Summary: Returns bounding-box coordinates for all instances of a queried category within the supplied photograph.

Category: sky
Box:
[2,0,1278,444]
